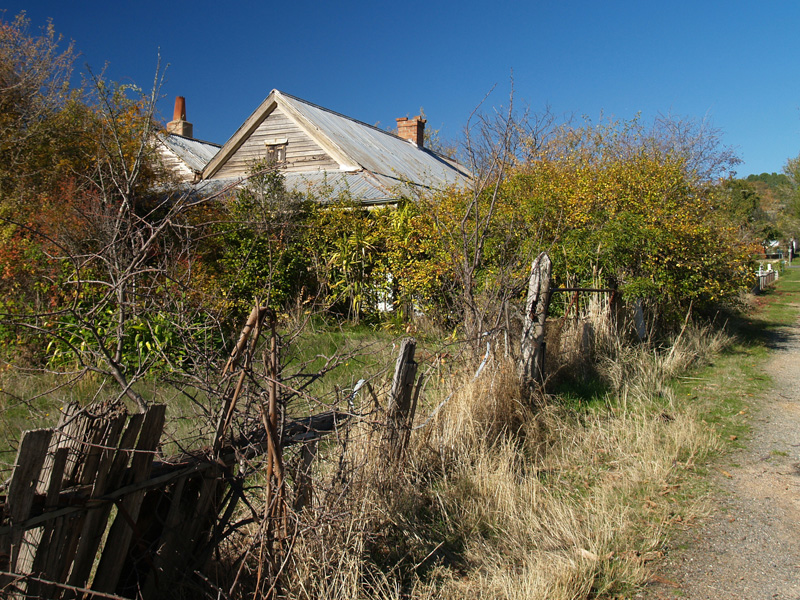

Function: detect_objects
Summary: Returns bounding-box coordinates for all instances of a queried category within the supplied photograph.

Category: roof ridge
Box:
[277,89,444,152]
[161,132,221,148]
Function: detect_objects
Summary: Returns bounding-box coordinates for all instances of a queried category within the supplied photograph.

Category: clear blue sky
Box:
[5,0,800,177]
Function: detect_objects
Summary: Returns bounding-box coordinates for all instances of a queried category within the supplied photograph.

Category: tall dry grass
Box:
[409,355,716,598]
[236,313,729,599]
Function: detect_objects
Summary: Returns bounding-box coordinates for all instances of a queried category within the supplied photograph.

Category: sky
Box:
[5,0,800,177]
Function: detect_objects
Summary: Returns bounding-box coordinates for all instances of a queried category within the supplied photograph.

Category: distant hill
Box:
[745,172,789,188]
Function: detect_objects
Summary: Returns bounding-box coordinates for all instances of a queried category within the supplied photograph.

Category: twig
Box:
[194,569,231,600]
[0,571,131,600]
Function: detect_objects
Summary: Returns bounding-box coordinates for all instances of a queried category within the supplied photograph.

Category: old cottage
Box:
[159,90,471,203]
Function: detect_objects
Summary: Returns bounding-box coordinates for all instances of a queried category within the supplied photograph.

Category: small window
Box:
[266,142,287,166]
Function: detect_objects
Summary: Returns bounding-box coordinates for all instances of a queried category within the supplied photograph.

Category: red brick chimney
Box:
[396,115,426,147]
[166,96,193,138]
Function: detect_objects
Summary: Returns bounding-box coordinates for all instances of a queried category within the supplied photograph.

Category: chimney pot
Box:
[173,96,186,121]
[167,96,193,138]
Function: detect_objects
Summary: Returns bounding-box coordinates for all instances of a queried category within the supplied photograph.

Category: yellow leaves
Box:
[498,126,752,311]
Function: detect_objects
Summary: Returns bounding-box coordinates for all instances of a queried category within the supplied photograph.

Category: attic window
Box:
[266,142,287,166]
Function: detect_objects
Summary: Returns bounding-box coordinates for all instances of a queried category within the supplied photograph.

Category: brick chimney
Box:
[396,115,426,147]
[166,96,193,138]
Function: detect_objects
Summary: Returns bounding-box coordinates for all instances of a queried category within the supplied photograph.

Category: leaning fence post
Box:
[519,252,552,392]
[383,338,418,465]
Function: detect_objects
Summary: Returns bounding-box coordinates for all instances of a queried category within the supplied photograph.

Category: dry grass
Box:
[599,318,730,407]
[0,305,733,599]
[234,314,729,599]
[410,364,714,598]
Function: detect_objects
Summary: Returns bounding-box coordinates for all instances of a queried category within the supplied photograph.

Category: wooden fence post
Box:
[519,252,552,392]
[383,338,418,465]
[633,299,647,340]
[293,441,317,512]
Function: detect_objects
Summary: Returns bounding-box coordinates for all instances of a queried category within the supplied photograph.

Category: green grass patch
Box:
[0,321,439,467]
[678,270,800,494]
[549,376,612,411]
[283,322,399,406]
[676,266,800,448]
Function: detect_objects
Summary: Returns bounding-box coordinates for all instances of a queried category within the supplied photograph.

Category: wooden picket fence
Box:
[755,268,778,292]
[0,400,349,599]
[0,402,207,599]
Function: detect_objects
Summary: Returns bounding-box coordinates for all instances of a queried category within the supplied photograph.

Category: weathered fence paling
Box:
[91,405,166,595]
[0,404,170,599]
[0,399,299,599]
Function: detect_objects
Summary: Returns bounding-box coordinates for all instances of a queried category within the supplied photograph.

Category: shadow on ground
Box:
[720,274,800,351]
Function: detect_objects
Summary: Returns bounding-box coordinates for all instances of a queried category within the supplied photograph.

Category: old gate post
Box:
[519,252,552,393]
[382,338,419,467]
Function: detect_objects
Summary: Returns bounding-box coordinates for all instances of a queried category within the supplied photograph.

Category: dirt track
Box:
[642,292,800,599]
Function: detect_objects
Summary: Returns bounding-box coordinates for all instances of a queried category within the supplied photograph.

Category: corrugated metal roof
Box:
[278,91,471,192]
[183,176,243,201]
[202,90,471,202]
[159,134,220,173]
[284,171,408,204]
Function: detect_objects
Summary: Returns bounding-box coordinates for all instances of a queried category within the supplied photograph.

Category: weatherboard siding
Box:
[214,107,339,178]
[156,145,196,182]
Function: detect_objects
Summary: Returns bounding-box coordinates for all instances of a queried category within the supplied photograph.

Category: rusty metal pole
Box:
[213,304,268,455]
[256,309,285,599]
[267,311,285,531]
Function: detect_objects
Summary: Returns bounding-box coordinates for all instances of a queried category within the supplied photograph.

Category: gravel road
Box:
[642,303,800,599]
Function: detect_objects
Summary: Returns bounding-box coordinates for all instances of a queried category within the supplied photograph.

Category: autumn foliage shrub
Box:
[415,116,754,333]
[506,135,753,317]
[220,115,755,333]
